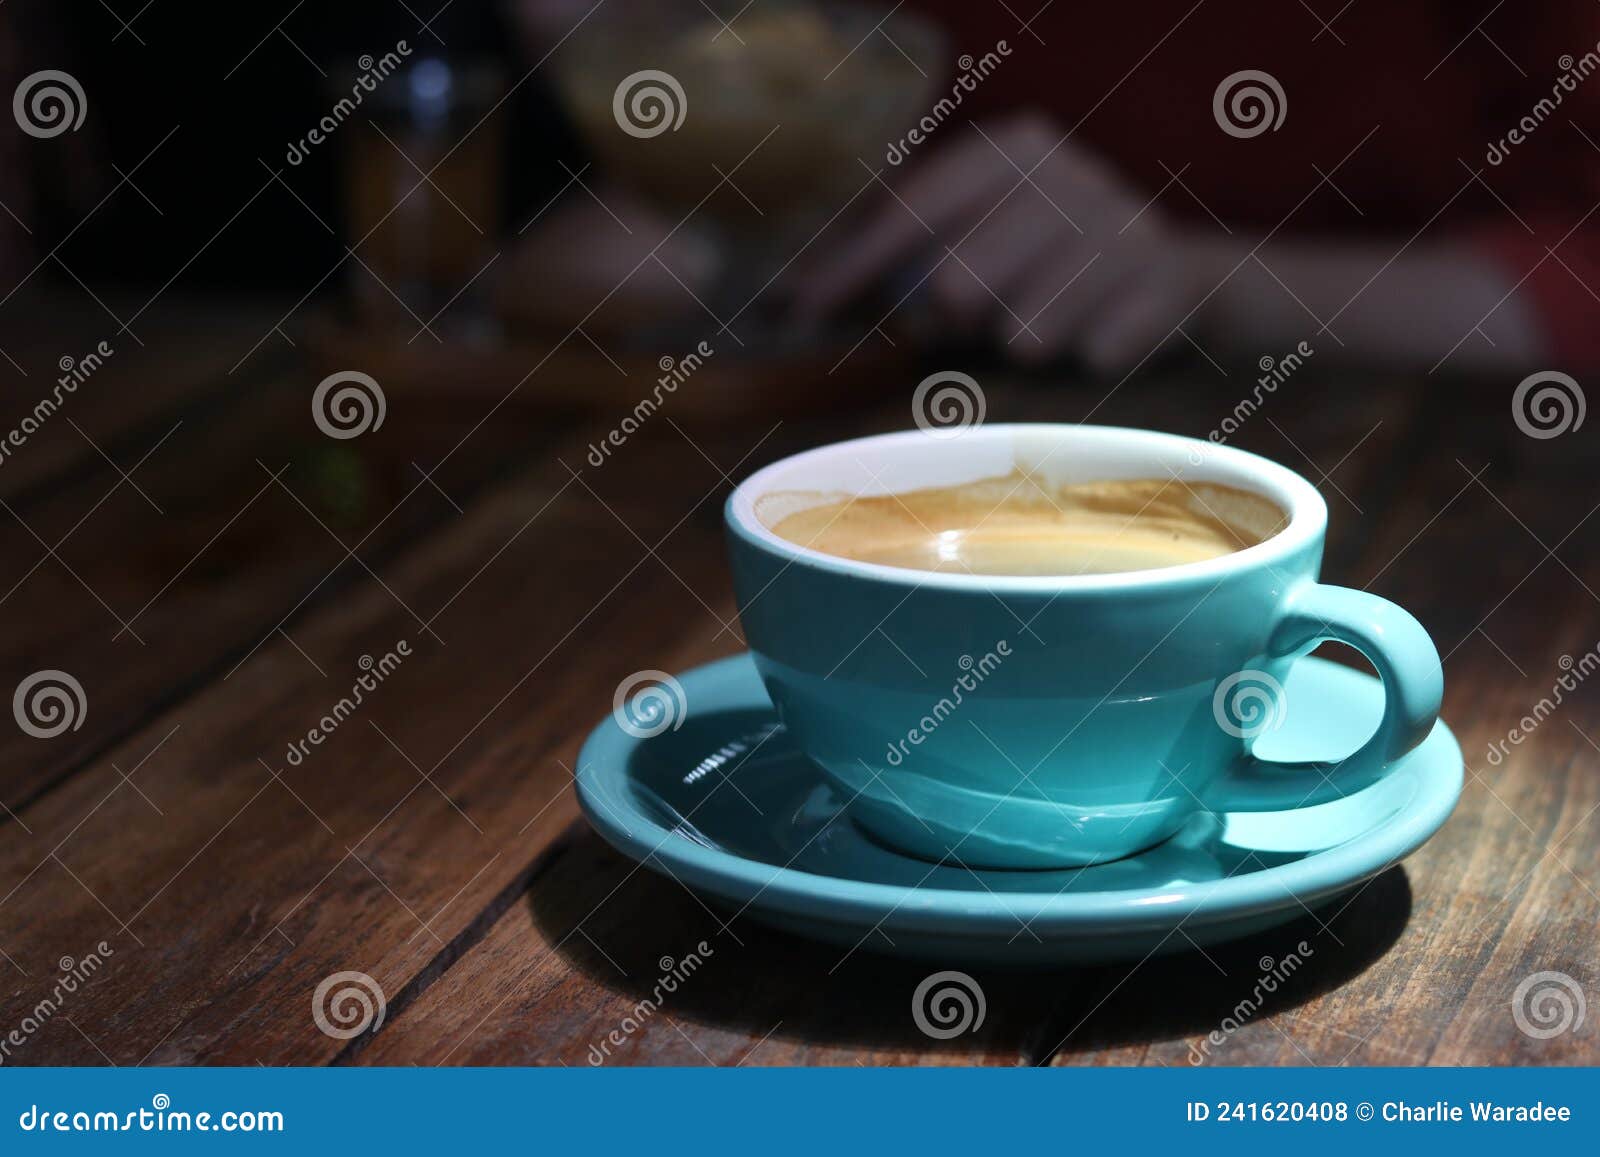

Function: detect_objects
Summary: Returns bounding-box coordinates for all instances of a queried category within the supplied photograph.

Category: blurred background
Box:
[3,0,1593,396]
[0,0,1597,1067]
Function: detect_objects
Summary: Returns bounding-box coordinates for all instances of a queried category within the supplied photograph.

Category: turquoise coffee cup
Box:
[725,424,1443,869]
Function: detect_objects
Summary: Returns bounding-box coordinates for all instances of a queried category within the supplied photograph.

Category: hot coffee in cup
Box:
[725,424,1443,869]
[763,473,1286,577]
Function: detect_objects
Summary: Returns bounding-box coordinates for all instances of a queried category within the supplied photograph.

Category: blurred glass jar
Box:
[339,56,506,324]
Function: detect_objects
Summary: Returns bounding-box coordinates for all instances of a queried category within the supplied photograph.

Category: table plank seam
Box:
[0,349,297,512]
[0,394,579,837]
[332,820,586,1066]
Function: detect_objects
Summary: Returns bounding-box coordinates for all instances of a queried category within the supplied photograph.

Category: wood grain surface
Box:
[0,332,1595,1068]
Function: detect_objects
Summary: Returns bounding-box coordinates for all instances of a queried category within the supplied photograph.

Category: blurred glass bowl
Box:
[551,1,946,240]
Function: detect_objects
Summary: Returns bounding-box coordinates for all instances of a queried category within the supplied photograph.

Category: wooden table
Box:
[0,297,1595,1066]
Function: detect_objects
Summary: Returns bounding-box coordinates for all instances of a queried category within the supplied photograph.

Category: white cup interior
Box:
[729,424,1327,590]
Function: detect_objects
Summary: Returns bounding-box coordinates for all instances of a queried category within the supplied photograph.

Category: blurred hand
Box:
[791,112,1227,372]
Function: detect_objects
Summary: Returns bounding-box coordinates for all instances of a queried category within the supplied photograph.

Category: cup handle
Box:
[1206,582,1443,812]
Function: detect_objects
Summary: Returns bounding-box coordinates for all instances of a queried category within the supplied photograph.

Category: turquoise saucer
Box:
[576,654,1461,965]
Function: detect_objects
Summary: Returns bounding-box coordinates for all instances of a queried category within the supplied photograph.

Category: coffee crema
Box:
[760,472,1287,577]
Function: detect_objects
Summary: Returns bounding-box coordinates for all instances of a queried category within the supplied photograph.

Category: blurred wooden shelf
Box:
[302,312,913,422]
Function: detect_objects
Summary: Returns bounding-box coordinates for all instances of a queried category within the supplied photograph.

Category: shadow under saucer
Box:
[526,824,1411,1064]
